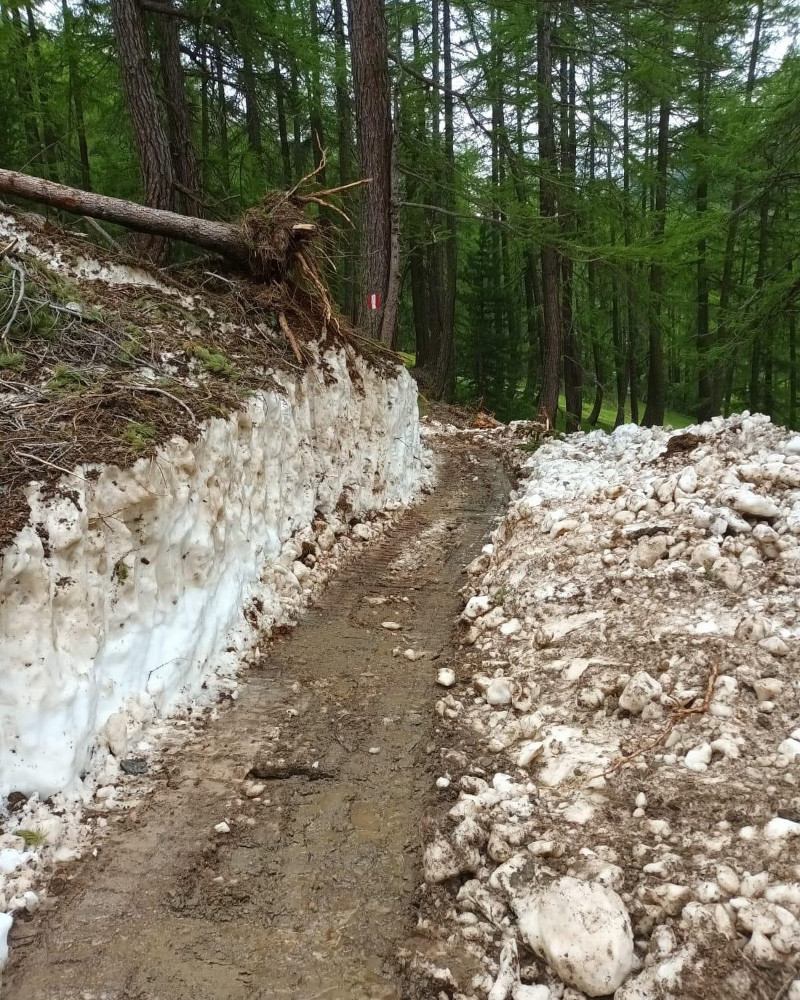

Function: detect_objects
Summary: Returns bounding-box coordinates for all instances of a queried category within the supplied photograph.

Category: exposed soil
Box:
[2,443,510,1000]
[0,206,399,550]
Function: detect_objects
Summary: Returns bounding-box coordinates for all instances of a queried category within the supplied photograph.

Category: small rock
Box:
[214,821,231,834]
[758,635,789,657]
[619,672,662,715]
[632,535,669,569]
[381,621,402,631]
[753,677,783,702]
[764,817,800,839]
[684,743,712,772]
[724,488,781,520]
[486,678,513,707]
[462,595,492,621]
[678,468,698,494]
[103,712,128,758]
[368,747,380,755]
[436,668,456,688]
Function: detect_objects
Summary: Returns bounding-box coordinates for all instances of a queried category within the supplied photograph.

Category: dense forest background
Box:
[1,0,800,429]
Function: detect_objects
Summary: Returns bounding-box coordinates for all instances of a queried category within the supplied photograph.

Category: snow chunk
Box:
[512,876,634,997]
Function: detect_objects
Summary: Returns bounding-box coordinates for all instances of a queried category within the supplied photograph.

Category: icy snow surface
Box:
[414,412,800,1000]
[0,351,424,799]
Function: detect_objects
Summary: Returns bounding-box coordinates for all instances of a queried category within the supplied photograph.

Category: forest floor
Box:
[1,439,511,1000]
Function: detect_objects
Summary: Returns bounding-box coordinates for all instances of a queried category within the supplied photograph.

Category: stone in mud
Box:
[512,876,634,997]
[423,823,482,883]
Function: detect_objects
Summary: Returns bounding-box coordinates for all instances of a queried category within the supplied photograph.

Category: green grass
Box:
[556,395,694,434]
[122,421,157,450]
[17,828,47,848]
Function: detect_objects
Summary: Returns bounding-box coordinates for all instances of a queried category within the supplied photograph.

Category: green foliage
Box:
[186,344,237,379]
[122,421,156,450]
[0,350,25,371]
[45,365,93,392]
[1,0,799,428]
[16,828,47,848]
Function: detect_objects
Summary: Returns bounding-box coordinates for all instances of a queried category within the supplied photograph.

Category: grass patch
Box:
[45,364,93,392]
[186,344,237,379]
[555,395,694,434]
[17,828,47,848]
[122,421,156,450]
[0,350,25,371]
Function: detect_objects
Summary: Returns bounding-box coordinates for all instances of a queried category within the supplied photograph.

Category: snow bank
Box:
[0,350,425,802]
[414,412,800,1000]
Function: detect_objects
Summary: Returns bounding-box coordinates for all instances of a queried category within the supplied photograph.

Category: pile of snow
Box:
[0,349,429,940]
[413,413,800,999]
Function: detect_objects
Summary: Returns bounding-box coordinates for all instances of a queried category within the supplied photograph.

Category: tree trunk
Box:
[273,48,293,187]
[62,0,91,190]
[110,0,174,262]
[536,4,561,428]
[158,0,201,216]
[213,44,230,189]
[0,168,249,264]
[429,0,456,399]
[333,0,356,320]
[307,0,326,181]
[716,1,763,412]
[560,10,581,432]
[241,51,263,162]
[696,30,711,421]
[25,3,60,182]
[791,301,797,429]
[642,89,670,427]
[347,0,395,345]
[200,42,210,192]
[10,7,44,171]
[749,193,771,411]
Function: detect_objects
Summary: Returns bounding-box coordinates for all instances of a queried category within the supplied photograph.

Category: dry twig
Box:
[589,660,720,783]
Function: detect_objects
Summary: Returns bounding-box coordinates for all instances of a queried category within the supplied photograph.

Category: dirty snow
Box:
[0,280,429,940]
[414,412,800,999]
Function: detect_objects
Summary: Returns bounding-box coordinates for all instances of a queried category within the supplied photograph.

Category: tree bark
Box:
[110,0,174,262]
[716,1,763,413]
[536,4,562,428]
[157,0,201,215]
[642,89,671,427]
[347,0,396,345]
[429,0,456,399]
[213,43,230,189]
[0,168,249,263]
[749,193,771,411]
[560,8,581,432]
[696,25,711,421]
[273,48,293,186]
[333,0,356,320]
[62,0,91,191]
[308,0,326,182]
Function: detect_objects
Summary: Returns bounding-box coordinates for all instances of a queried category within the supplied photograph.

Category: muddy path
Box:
[3,444,510,1000]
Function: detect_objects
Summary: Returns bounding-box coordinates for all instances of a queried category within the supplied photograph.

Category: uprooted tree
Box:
[0,166,375,345]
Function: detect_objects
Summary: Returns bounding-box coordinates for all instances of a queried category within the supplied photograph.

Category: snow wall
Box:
[0,352,425,799]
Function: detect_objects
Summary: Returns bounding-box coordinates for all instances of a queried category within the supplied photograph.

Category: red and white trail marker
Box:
[367,292,381,311]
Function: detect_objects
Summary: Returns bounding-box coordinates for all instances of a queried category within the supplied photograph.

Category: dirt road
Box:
[3,445,509,1000]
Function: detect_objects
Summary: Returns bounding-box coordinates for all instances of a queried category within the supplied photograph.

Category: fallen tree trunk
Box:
[0,168,249,264]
